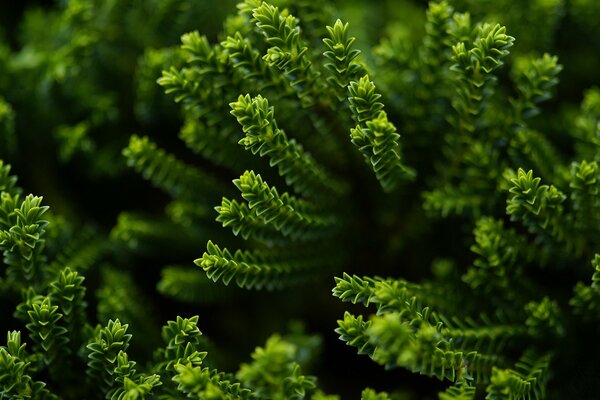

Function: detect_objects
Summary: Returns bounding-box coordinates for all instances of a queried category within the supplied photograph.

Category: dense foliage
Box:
[1,0,600,398]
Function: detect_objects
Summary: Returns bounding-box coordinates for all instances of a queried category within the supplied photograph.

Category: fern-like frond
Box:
[335,312,375,356]
[157,66,205,109]
[348,75,414,191]
[155,315,207,374]
[180,31,226,77]
[222,32,290,95]
[348,311,500,383]
[48,267,87,347]
[86,319,133,395]
[422,1,454,74]
[173,364,254,400]
[0,331,57,399]
[335,273,535,384]
[252,2,323,107]
[236,334,317,399]
[20,296,69,365]
[230,94,346,198]
[215,197,285,243]
[333,274,453,317]
[439,382,476,400]
[236,170,336,226]
[511,54,562,121]
[196,240,327,290]
[349,110,415,191]
[449,23,514,134]
[108,351,162,400]
[506,168,575,251]
[332,273,378,307]
[370,281,526,353]
[485,351,551,400]
[322,19,364,101]
[0,194,49,284]
[463,217,525,295]
[347,75,384,126]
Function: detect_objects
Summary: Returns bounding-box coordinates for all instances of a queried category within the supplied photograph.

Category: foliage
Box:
[2,0,600,399]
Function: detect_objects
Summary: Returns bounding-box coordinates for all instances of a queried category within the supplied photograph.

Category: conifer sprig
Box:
[322,19,365,101]
[21,297,69,366]
[222,32,290,95]
[485,351,551,400]
[449,23,515,134]
[86,319,133,395]
[334,273,539,384]
[230,94,346,198]
[0,194,49,284]
[348,76,414,191]
[215,197,285,242]
[463,217,526,296]
[439,382,476,400]
[0,331,57,399]
[506,168,574,250]
[511,54,562,121]
[237,335,319,399]
[237,170,336,226]
[251,2,324,107]
[48,268,87,349]
[197,240,327,289]
[173,364,254,399]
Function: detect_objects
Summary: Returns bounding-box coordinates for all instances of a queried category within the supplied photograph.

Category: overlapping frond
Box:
[334,274,537,384]
[236,334,317,399]
[506,168,575,251]
[251,2,324,107]
[486,351,551,400]
[348,76,414,191]
[86,319,133,394]
[0,194,49,285]
[511,54,562,121]
[449,23,514,134]
[197,240,326,289]
[322,20,364,101]
[0,331,57,399]
[230,94,346,198]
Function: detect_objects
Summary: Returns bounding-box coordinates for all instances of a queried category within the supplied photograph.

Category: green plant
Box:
[2,0,600,398]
